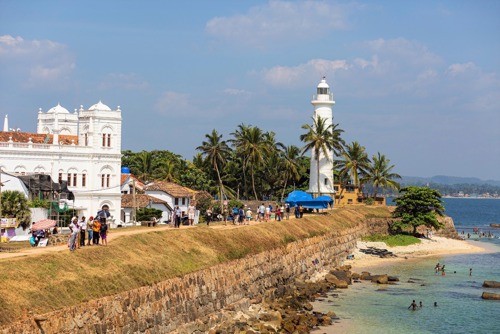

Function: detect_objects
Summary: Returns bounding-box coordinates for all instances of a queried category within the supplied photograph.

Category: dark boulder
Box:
[481,292,500,300]
[482,281,500,288]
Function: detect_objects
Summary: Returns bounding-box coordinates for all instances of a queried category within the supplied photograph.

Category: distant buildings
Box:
[0,102,122,222]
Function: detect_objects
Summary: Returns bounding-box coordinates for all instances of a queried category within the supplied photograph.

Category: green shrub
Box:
[362,234,420,247]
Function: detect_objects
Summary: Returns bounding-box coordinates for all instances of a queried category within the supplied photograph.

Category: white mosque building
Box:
[307,77,336,196]
[0,101,122,222]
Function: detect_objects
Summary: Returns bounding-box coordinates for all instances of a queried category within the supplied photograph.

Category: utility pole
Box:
[0,167,3,219]
[0,168,3,243]
[132,178,136,223]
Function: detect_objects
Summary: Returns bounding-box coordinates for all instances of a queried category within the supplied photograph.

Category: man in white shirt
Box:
[68,217,79,252]
[79,216,87,247]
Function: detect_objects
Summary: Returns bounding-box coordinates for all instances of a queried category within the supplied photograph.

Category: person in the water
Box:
[408,300,418,310]
[434,302,438,307]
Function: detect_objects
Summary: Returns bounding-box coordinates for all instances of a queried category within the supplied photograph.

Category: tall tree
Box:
[229,124,251,199]
[230,125,270,200]
[279,145,302,200]
[196,129,231,209]
[128,151,159,182]
[300,116,344,196]
[366,152,401,197]
[392,186,445,235]
[336,141,370,190]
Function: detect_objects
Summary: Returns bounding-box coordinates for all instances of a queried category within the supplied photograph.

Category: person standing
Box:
[93,218,101,245]
[100,218,108,246]
[238,206,245,225]
[264,205,270,222]
[294,204,300,218]
[206,207,212,226]
[285,203,290,219]
[246,207,252,223]
[68,217,79,251]
[276,206,282,222]
[408,300,417,310]
[470,268,472,276]
[79,216,87,247]
[87,216,94,246]
[258,203,265,222]
[187,204,196,226]
[175,205,182,228]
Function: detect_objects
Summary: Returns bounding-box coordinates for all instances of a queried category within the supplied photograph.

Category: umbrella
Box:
[31,219,57,231]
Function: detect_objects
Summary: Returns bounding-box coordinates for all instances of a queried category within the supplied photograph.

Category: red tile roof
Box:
[0,131,78,145]
[144,181,195,197]
[121,194,172,210]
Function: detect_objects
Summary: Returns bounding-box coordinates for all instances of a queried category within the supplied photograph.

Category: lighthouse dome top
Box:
[316,77,330,95]
[88,101,112,111]
[317,77,330,89]
[47,103,70,114]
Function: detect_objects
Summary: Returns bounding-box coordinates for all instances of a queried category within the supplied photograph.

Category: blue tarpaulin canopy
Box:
[285,190,333,209]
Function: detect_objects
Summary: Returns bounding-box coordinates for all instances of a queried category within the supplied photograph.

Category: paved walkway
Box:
[0,215,299,261]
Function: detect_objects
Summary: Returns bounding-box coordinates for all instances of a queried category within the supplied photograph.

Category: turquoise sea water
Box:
[320,198,500,334]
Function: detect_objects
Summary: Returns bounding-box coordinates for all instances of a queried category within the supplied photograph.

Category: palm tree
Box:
[366,152,401,197]
[160,160,178,182]
[1,190,30,225]
[300,116,344,196]
[336,141,371,190]
[279,145,302,200]
[230,124,251,199]
[230,125,270,200]
[128,151,159,182]
[196,129,231,209]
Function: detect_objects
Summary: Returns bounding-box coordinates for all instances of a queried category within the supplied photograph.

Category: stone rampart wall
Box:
[2,217,447,333]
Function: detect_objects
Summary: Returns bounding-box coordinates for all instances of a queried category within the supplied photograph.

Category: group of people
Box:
[68,205,110,251]
[435,262,446,276]
[256,203,292,222]
[203,202,306,225]
[408,300,438,310]
[172,204,197,228]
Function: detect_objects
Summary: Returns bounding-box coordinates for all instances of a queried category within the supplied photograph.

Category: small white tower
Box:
[308,77,336,196]
[3,115,8,132]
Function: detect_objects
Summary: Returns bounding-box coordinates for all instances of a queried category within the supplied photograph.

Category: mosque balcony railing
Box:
[312,93,335,102]
[0,142,93,151]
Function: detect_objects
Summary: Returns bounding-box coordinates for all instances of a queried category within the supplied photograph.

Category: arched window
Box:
[101,126,113,148]
[99,165,114,188]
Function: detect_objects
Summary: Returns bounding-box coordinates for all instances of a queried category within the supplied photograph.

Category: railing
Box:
[312,93,335,102]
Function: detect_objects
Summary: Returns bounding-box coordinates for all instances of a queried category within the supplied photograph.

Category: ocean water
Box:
[319,198,500,334]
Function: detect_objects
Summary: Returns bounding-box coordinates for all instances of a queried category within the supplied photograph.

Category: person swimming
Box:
[408,300,418,310]
[419,301,423,308]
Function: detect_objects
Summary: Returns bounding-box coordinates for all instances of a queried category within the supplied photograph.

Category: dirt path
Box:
[0,216,298,261]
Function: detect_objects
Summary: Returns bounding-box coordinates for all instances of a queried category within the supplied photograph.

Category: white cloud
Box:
[98,73,150,91]
[261,59,349,86]
[447,62,477,75]
[206,0,355,48]
[365,38,442,66]
[0,34,75,89]
[154,91,194,116]
[223,88,252,96]
[256,38,500,112]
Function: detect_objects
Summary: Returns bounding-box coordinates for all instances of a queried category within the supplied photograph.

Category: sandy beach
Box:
[344,236,490,272]
[312,236,496,333]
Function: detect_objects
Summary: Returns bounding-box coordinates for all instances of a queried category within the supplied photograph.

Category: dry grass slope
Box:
[0,206,391,325]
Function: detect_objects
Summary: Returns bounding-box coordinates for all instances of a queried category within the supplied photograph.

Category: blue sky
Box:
[1,0,499,180]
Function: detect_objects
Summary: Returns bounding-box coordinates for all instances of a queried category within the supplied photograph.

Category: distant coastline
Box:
[442,196,500,199]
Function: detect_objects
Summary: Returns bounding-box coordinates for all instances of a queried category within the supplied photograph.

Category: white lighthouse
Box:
[307,77,336,196]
